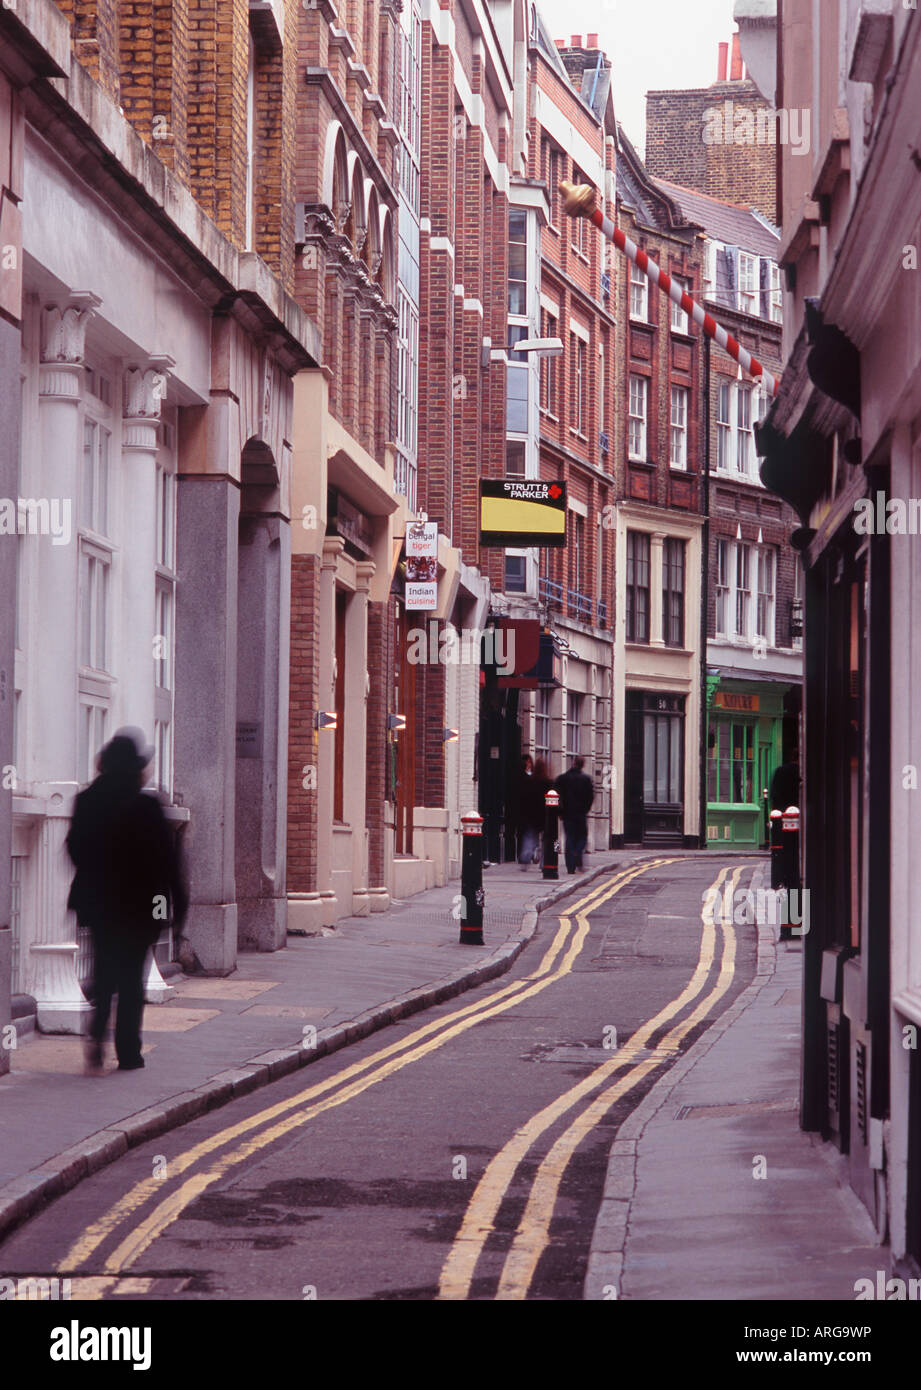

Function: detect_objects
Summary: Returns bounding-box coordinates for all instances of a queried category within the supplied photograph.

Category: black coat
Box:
[66,774,188,942]
[556,767,594,821]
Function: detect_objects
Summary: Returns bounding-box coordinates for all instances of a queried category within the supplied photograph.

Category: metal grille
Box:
[856,1040,868,1144]
[827,1021,840,1111]
[76,923,93,990]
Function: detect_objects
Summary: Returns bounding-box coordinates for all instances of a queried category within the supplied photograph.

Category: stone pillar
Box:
[346,561,374,914]
[649,532,666,648]
[317,536,343,923]
[235,511,289,951]
[21,298,99,1031]
[173,467,240,973]
[365,597,390,912]
[23,783,88,1032]
[119,366,163,740]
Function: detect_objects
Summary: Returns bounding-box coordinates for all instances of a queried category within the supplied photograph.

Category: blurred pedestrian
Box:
[66,727,187,1073]
[522,761,550,867]
[556,756,594,874]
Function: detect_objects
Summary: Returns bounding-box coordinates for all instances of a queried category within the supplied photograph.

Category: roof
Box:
[655,179,780,257]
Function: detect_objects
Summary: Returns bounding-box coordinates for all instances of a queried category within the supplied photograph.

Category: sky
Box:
[534,0,738,154]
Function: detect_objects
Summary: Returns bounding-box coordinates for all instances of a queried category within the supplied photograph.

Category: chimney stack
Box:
[717,41,728,83]
[730,32,744,80]
[571,34,582,47]
[586,33,598,48]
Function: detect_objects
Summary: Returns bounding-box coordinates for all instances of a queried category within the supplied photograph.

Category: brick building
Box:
[654,180,800,850]
[609,131,706,847]
[645,36,779,224]
[1,0,320,1059]
[501,25,617,857]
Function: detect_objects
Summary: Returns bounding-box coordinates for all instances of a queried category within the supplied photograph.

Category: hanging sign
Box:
[479,480,567,547]
[405,520,438,610]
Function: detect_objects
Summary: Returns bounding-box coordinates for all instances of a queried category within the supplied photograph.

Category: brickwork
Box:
[287,553,321,894]
[57,0,122,101]
[645,81,777,222]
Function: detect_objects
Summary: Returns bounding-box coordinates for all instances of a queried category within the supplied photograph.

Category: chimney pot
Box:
[730,32,744,80]
[717,41,728,83]
[587,33,598,48]
[554,37,565,48]
[571,34,582,47]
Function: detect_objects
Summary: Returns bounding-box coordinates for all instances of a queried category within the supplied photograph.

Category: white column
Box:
[23,298,99,1031]
[119,367,162,740]
[23,783,88,1032]
[649,531,666,648]
[317,537,343,921]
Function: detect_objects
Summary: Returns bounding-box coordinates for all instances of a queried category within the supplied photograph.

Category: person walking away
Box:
[516,754,537,867]
[556,756,594,874]
[66,727,188,1072]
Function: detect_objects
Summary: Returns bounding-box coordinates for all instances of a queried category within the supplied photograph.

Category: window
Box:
[79,702,108,786]
[630,260,648,321]
[663,538,685,647]
[395,288,419,509]
[506,440,526,476]
[79,546,109,672]
[504,554,527,593]
[508,210,528,314]
[566,693,582,757]
[717,381,732,471]
[399,1,422,212]
[756,546,776,643]
[540,310,558,414]
[670,277,690,334]
[81,419,110,536]
[770,262,782,323]
[670,386,688,469]
[535,687,551,764]
[506,360,528,433]
[715,539,729,635]
[570,334,586,435]
[154,415,178,795]
[716,379,761,479]
[628,375,647,459]
[738,252,757,313]
[626,531,650,643]
[737,385,753,476]
[735,543,751,635]
[715,540,776,646]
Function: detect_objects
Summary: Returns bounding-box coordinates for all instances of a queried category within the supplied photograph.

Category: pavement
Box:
[585,869,881,1302]
[0,849,882,1302]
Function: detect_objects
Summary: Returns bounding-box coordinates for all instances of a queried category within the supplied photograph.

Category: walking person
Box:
[556,756,594,874]
[519,758,552,868]
[66,727,188,1073]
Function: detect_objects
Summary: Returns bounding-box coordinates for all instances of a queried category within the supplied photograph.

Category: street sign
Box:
[405,520,438,610]
[479,479,567,547]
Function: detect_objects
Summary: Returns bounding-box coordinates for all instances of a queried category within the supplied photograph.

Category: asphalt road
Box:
[1,856,760,1301]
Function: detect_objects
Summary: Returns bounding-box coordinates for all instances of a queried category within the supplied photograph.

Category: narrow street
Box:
[1,858,759,1301]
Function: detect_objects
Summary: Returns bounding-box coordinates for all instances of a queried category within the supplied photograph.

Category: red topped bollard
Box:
[459,811,485,945]
[542,788,560,881]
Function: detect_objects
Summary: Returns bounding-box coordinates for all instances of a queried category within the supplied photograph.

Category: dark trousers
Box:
[88,926,149,1065]
[562,816,588,873]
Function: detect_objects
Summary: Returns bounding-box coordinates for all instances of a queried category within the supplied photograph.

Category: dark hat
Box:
[98,726,154,775]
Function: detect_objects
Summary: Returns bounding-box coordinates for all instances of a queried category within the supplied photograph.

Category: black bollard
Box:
[459,811,484,944]
[769,808,784,890]
[542,788,560,881]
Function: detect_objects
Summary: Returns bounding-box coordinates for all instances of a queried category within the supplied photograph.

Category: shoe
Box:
[117,1057,145,1071]
[84,1040,104,1073]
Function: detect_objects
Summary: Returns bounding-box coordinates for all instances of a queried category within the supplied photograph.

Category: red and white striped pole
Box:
[560,181,779,397]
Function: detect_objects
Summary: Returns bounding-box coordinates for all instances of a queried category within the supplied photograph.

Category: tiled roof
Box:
[655,179,780,257]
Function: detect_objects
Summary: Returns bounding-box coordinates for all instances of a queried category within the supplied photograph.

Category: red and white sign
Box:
[405,521,438,610]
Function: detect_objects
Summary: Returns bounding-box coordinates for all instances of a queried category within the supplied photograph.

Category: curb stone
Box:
[0,855,655,1245]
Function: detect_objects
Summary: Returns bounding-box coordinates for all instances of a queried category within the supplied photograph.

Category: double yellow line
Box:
[439,863,743,1300]
[60,857,681,1278]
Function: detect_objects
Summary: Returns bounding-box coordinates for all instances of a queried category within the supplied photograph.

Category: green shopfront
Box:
[705,681,789,848]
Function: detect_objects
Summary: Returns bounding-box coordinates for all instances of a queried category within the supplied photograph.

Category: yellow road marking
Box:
[60,858,680,1275]
[437,864,739,1300]
[494,867,743,1299]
